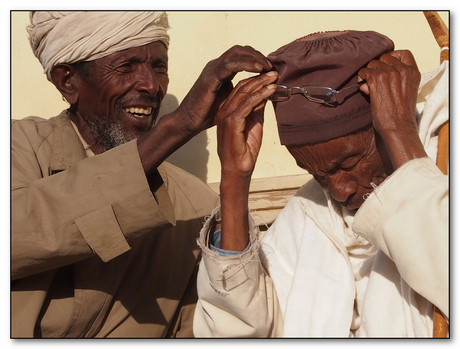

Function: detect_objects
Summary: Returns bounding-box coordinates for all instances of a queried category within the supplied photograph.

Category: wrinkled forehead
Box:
[286,127,374,171]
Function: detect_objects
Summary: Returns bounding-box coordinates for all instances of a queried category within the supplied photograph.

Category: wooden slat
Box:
[248,188,302,210]
[208,173,312,194]
[208,173,312,229]
[436,121,449,175]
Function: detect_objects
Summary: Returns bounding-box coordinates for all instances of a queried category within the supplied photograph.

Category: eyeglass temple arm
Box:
[335,80,367,94]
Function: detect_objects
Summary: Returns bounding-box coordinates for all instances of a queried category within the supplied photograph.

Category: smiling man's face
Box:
[73,41,169,151]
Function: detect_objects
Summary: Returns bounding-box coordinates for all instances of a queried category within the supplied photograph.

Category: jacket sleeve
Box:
[193,207,283,337]
[353,157,449,318]
[12,122,175,280]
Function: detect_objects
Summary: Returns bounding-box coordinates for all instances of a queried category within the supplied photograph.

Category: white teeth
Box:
[125,107,152,117]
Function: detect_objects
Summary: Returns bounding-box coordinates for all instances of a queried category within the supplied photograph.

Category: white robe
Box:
[194,61,449,338]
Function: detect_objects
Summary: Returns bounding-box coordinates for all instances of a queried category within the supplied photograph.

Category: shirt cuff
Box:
[209,230,251,256]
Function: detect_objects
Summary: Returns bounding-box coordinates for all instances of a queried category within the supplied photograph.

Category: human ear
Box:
[50,64,79,105]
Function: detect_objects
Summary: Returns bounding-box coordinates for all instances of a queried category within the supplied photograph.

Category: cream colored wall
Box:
[11,11,449,184]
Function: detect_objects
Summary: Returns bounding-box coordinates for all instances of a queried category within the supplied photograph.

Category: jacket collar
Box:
[49,110,88,174]
[48,110,176,226]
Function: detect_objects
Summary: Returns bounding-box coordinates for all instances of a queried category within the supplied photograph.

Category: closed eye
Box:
[340,155,361,171]
[313,174,328,188]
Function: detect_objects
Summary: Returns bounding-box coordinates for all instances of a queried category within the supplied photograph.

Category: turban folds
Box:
[27,11,170,80]
[268,30,394,145]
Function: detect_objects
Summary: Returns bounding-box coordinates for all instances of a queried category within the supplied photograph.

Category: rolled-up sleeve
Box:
[193,207,283,337]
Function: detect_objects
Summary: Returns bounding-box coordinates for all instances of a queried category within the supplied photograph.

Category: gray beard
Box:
[86,116,138,152]
[102,122,138,150]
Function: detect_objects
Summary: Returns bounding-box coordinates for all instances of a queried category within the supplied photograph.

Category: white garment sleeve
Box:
[193,207,283,337]
[353,157,449,318]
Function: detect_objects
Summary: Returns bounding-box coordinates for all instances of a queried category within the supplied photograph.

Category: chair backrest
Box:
[423,11,449,176]
[423,11,449,338]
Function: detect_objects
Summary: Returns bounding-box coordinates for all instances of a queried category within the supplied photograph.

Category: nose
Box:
[136,65,160,96]
[326,171,358,204]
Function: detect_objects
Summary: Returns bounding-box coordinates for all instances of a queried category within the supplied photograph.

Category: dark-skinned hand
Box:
[138,45,273,179]
[217,71,278,251]
[358,50,427,170]
[179,45,274,135]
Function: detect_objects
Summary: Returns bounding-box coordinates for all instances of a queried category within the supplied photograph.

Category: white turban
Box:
[27,11,170,80]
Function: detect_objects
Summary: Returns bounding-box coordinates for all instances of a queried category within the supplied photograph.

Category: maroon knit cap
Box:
[268,30,394,145]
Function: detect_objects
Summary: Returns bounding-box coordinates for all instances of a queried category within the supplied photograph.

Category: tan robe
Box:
[11,110,219,338]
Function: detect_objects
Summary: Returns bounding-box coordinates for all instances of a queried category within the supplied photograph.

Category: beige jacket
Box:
[11,111,219,338]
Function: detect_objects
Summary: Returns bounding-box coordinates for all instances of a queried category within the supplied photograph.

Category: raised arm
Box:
[194,71,282,338]
[12,45,273,280]
[216,71,278,251]
[356,50,448,317]
[138,45,274,179]
[358,50,426,170]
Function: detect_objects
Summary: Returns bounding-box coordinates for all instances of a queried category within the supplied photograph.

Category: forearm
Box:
[379,127,427,170]
[219,172,251,251]
[137,109,199,178]
[215,74,278,251]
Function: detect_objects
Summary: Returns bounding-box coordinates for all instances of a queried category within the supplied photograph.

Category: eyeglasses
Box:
[266,80,365,105]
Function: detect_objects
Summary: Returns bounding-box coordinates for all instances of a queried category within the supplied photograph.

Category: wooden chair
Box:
[423,10,449,338]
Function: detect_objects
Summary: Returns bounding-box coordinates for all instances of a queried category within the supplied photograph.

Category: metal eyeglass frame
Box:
[267,80,366,105]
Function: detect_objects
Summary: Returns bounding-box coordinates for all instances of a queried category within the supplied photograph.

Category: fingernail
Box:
[267,70,278,76]
[255,62,264,70]
[266,84,277,89]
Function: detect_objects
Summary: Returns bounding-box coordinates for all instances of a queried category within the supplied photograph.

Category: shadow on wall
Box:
[158,94,210,184]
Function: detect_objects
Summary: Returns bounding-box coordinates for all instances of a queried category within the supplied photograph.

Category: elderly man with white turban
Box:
[11,11,274,338]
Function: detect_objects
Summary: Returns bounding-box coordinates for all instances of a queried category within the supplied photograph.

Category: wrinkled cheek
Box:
[355,161,386,188]
[370,175,386,188]
[370,163,388,186]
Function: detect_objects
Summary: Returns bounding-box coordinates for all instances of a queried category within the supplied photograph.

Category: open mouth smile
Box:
[124,107,153,118]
